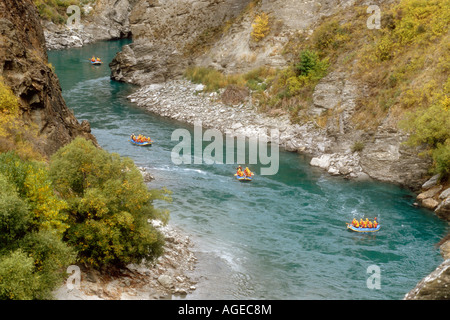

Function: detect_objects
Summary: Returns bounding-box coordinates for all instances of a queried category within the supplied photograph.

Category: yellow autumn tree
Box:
[0,77,19,138]
[251,12,270,42]
[0,77,41,160]
[0,153,76,299]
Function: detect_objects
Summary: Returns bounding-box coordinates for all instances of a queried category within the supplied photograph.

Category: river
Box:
[48,39,448,300]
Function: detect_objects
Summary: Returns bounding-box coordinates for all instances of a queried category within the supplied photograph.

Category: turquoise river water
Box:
[48,39,448,300]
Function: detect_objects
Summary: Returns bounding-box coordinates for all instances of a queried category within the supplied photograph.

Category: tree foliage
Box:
[0,174,31,248]
[0,78,41,160]
[401,91,450,177]
[0,137,171,298]
[49,137,169,268]
[295,50,329,79]
[0,250,39,300]
[0,152,68,235]
[251,12,270,42]
[0,153,75,300]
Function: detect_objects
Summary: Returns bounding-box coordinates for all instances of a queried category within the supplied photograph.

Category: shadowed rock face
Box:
[0,0,97,157]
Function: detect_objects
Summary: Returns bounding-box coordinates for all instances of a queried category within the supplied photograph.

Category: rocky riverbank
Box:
[414,175,450,222]
[127,78,431,189]
[127,79,450,300]
[403,175,450,300]
[404,233,450,300]
[53,165,199,300]
[54,219,198,300]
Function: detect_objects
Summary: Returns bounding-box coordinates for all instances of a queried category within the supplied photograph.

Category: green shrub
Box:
[19,230,75,298]
[296,50,319,76]
[0,175,31,248]
[402,103,450,149]
[313,20,351,53]
[351,141,365,153]
[295,50,329,80]
[432,141,450,177]
[184,67,247,92]
[401,95,450,176]
[0,250,39,300]
[0,153,75,300]
[0,152,69,235]
[0,152,30,195]
[49,137,169,268]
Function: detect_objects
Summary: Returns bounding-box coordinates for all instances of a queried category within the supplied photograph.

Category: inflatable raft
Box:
[91,61,102,65]
[235,174,252,182]
[346,223,380,233]
[130,140,152,147]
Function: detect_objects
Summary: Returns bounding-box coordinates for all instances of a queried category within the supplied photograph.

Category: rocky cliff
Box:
[109,0,354,83]
[0,0,96,157]
[43,0,138,50]
[109,0,365,83]
[108,0,431,190]
[110,0,254,85]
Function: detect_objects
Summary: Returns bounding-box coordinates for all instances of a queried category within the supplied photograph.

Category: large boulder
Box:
[404,259,450,300]
[422,174,441,190]
[417,186,443,201]
[435,198,450,221]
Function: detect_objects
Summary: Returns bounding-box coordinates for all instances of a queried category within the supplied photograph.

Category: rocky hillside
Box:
[109,0,254,84]
[109,0,368,83]
[108,0,448,191]
[41,0,138,50]
[0,0,96,157]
